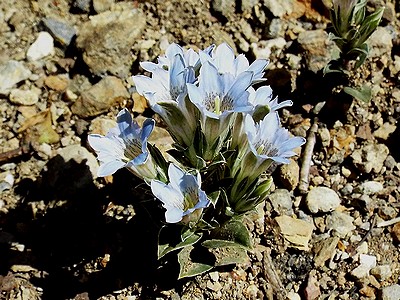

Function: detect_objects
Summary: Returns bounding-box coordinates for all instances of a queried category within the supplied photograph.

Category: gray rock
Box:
[350,254,376,280]
[297,29,334,73]
[306,187,341,214]
[73,0,91,12]
[76,9,146,77]
[0,60,32,95]
[356,181,383,195]
[371,265,392,281]
[43,18,77,47]
[268,189,293,216]
[264,0,294,17]
[368,27,393,59]
[351,143,389,174]
[314,236,339,267]
[71,76,129,117]
[57,144,99,180]
[326,211,355,238]
[239,0,258,12]
[380,284,400,300]
[384,155,397,170]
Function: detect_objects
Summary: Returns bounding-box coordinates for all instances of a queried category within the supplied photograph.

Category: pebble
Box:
[210,0,235,19]
[278,159,299,190]
[9,88,40,105]
[275,215,314,250]
[71,76,129,117]
[373,122,396,140]
[26,32,54,61]
[268,189,293,216]
[45,75,69,91]
[0,60,32,94]
[356,181,384,195]
[304,271,320,300]
[263,0,293,17]
[297,29,333,72]
[392,223,400,243]
[368,26,393,59]
[326,211,355,238]
[313,236,339,267]
[306,187,341,214]
[250,38,286,60]
[0,172,14,192]
[76,9,146,77]
[57,144,99,180]
[350,254,377,280]
[371,265,392,281]
[380,284,400,300]
[43,18,77,47]
[351,143,389,174]
[93,0,115,13]
[89,117,116,136]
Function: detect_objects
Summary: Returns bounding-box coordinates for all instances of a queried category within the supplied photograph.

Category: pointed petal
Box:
[98,160,126,176]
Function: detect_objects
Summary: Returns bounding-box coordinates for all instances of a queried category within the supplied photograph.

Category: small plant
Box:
[325,0,384,102]
[89,43,305,278]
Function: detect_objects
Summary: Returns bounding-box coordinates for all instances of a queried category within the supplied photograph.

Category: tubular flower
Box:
[151,164,210,224]
[88,108,158,180]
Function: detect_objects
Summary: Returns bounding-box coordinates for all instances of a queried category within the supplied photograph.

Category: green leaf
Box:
[343,85,372,103]
[208,245,249,266]
[158,226,203,259]
[147,143,168,181]
[208,190,221,207]
[202,239,240,248]
[178,246,213,279]
[211,219,252,249]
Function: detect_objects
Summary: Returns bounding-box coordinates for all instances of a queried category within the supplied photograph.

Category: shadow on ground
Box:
[0,155,180,299]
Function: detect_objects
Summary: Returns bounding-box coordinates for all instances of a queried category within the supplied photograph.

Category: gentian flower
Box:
[199,43,269,84]
[187,61,254,160]
[88,108,158,180]
[151,164,210,224]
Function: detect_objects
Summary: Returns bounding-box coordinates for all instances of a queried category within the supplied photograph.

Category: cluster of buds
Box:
[88,43,305,277]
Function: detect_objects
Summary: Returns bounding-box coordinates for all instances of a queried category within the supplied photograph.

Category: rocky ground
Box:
[0,0,400,299]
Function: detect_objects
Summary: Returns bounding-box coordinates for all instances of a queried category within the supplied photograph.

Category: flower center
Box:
[255,140,279,157]
[205,93,234,115]
[123,138,143,161]
[183,186,198,211]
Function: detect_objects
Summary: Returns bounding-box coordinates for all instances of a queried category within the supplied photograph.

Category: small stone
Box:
[43,18,77,47]
[93,0,115,13]
[264,0,293,17]
[250,38,286,60]
[278,159,300,190]
[326,211,355,238]
[45,75,69,91]
[351,143,389,174]
[76,9,146,77]
[384,155,397,170]
[287,291,301,300]
[371,265,392,281]
[368,27,393,59]
[210,0,235,19]
[0,172,14,192]
[380,284,400,300]
[132,92,148,114]
[304,271,320,300]
[275,215,314,250]
[268,189,293,216]
[26,32,54,61]
[360,286,376,298]
[206,281,222,292]
[0,60,32,94]
[313,236,339,267]
[73,0,91,12]
[71,76,129,117]
[209,271,219,282]
[9,88,40,105]
[89,117,116,136]
[306,187,341,214]
[357,181,384,195]
[378,206,397,220]
[350,254,377,280]
[57,144,99,180]
[392,223,400,243]
[373,123,396,140]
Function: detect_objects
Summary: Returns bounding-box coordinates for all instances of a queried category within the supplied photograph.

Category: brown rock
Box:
[392,222,400,243]
[278,159,300,190]
[45,75,69,91]
[71,76,129,118]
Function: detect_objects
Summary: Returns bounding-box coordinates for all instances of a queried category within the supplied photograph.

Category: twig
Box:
[0,140,30,164]
[298,121,318,194]
[263,248,286,300]
[376,216,400,228]
[349,215,377,256]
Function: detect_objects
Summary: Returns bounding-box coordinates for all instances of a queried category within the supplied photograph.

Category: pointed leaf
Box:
[343,85,371,103]
[208,245,249,266]
[211,219,252,249]
[178,246,213,279]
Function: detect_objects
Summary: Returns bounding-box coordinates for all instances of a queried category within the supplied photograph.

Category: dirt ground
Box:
[0,0,400,299]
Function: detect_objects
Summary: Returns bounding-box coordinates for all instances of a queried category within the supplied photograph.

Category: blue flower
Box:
[245,112,305,165]
[151,164,210,224]
[88,108,157,179]
[199,43,269,84]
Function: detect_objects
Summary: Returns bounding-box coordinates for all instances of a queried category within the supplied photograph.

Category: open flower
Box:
[151,164,210,224]
[199,43,269,84]
[88,108,157,180]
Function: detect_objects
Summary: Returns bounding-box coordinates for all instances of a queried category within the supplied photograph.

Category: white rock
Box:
[381,284,400,300]
[57,144,99,179]
[0,60,32,94]
[358,181,384,195]
[9,88,39,105]
[268,189,293,216]
[371,265,392,281]
[326,211,355,238]
[350,254,377,280]
[27,32,54,61]
[306,187,341,214]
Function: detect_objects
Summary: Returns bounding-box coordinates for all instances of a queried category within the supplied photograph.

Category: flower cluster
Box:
[88,43,305,277]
